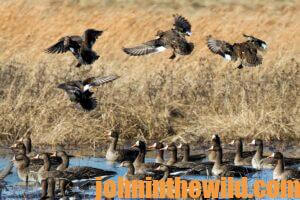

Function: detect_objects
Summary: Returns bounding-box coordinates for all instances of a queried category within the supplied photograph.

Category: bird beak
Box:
[106,131,112,137]
[267,153,275,159]
[51,152,57,157]
[159,145,168,151]
[229,140,235,145]
[148,143,157,150]
[207,146,214,151]
[249,139,256,145]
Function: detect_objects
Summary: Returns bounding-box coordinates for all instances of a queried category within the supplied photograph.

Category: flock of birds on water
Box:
[0,131,300,199]
[1,14,298,200]
[39,14,268,111]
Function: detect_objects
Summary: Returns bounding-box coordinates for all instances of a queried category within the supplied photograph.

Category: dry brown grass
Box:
[0,0,299,146]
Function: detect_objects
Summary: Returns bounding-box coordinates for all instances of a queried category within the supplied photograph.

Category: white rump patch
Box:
[224,54,232,61]
[83,85,91,91]
[155,46,166,53]
[186,31,192,36]
[261,43,267,49]
[69,47,75,53]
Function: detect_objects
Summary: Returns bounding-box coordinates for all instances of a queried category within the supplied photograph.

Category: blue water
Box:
[0,155,299,199]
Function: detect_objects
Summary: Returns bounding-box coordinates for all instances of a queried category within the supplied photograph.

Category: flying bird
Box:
[206,34,267,69]
[58,75,119,111]
[123,14,194,59]
[45,29,103,68]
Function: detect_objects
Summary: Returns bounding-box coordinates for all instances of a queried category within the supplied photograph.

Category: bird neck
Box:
[156,150,164,163]
[57,154,69,170]
[108,137,118,152]
[275,158,285,174]
[255,143,263,159]
[127,164,135,175]
[182,148,190,162]
[170,149,177,163]
[134,147,146,166]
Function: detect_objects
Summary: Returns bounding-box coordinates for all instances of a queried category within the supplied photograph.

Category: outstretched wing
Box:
[206,35,233,60]
[123,39,166,56]
[45,37,81,54]
[83,75,120,88]
[82,29,103,49]
[243,34,267,51]
[57,82,82,101]
[173,14,192,36]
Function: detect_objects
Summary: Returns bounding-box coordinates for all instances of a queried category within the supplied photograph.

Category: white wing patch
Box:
[83,85,91,91]
[224,54,232,61]
[155,46,166,53]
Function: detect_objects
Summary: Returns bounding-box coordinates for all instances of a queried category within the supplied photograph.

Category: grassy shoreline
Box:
[0,0,299,145]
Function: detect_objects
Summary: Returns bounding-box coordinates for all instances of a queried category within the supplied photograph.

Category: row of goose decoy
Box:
[44,14,267,111]
[2,131,300,199]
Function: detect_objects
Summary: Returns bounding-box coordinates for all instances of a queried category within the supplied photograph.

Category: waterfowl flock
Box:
[2,131,300,199]
[0,13,299,199]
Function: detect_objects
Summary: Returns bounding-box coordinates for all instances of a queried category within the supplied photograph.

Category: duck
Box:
[148,142,165,164]
[229,138,255,166]
[269,152,300,180]
[12,154,39,182]
[58,74,119,111]
[177,143,205,162]
[106,129,139,162]
[209,145,257,177]
[45,29,103,68]
[54,150,116,179]
[207,34,267,69]
[123,14,193,59]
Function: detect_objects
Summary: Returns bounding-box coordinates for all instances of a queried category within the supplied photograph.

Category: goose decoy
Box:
[106,129,139,162]
[208,134,235,163]
[35,153,77,183]
[269,152,300,180]
[10,142,59,171]
[148,142,165,164]
[45,29,103,68]
[177,143,205,162]
[120,161,165,181]
[12,154,39,182]
[54,151,116,179]
[250,139,300,170]
[123,14,194,59]
[41,177,56,200]
[131,141,161,174]
[58,74,119,111]
[208,145,257,177]
[249,139,275,169]
[0,162,13,180]
[206,34,267,69]
[229,138,255,166]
